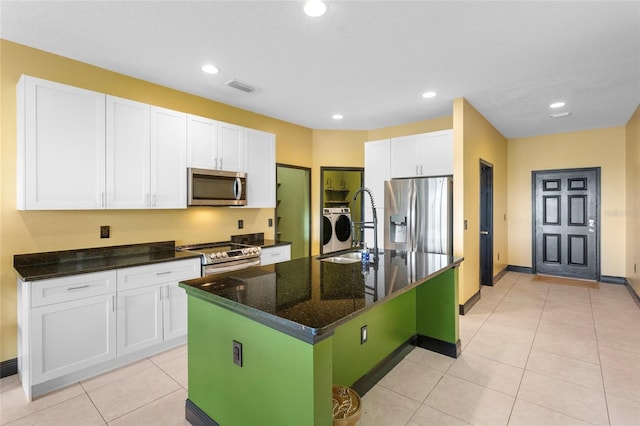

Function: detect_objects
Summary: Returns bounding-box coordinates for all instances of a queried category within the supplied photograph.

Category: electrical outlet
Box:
[100,225,110,239]
[268,218,273,227]
[464,220,468,230]
[238,220,244,229]
[233,340,243,367]
[360,325,368,344]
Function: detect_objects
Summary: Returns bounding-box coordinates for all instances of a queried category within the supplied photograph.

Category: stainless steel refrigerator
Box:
[384,176,453,254]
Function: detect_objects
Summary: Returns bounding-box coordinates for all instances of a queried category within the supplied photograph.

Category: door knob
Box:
[480,230,489,235]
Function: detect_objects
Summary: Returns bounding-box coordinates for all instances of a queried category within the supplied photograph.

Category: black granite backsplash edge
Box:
[14,240,177,268]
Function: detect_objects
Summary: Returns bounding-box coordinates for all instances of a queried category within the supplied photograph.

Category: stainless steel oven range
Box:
[176,242,261,276]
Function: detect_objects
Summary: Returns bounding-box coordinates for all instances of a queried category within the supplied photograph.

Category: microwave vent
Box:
[225,79,257,93]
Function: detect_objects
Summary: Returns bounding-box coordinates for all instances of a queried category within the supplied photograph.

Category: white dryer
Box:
[329,207,352,252]
[322,208,334,253]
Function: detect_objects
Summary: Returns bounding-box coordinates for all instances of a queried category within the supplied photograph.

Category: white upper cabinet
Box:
[187,115,245,172]
[106,96,150,209]
[364,139,391,206]
[150,107,187,209]
[390,129,453,178]
[364,139,390,248]
[244,128,276,208]
[17,75,106,210]
[106,96,187,209]
[186,114,218,169]
[217,121,246,172]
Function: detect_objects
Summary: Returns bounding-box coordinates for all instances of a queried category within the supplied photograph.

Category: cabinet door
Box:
[365,139,390,247]
[106,96,150,209]
[150,107,187,208]
[416,130,453,177]
[18,75,106,210]
[390,134,420,178]
[116,285,163,356]
[186,114,217,169]
[217,121,245,172]
[245,129,276,208]
[31,293,116,384]
[162,283,187,340]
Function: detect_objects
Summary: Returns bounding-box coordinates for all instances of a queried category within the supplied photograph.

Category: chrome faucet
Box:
[352,187,379,262]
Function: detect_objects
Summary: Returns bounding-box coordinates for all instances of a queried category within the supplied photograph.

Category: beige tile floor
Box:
[1,272,639,425]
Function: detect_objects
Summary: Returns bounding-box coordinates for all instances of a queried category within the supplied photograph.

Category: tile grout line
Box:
[79,381,108,425]
[590,285,613,426]
[504,274,549,426]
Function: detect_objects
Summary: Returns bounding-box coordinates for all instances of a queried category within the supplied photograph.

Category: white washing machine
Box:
[322,208,334,253]
[322,207,353,253]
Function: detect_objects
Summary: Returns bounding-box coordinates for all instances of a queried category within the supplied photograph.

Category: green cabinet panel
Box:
[415,268,459,343]
[332,290,416,387]
[187,297,333,426]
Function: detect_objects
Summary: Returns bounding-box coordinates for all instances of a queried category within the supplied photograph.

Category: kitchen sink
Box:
[319,251,362,264]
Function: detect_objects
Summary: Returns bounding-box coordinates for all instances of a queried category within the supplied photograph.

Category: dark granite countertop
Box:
[230,232,290,249]
[180,250,463,343]
[15,241,201,281]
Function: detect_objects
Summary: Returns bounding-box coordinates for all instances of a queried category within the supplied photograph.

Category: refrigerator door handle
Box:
[410,181,417,251]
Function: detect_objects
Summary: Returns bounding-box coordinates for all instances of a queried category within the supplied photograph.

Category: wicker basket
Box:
[332,385,362,426]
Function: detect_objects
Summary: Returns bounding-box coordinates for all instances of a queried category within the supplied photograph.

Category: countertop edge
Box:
[15,242,202,282]
[180,285,333,344]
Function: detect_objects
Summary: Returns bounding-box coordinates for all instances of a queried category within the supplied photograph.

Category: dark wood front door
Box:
[533,168,600,280]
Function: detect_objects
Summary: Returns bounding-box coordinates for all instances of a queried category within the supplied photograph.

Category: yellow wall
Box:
[626,106,640,295]
[0,40,313,361]
[368,116,453,140]
[310,130,368,254]
[453,99,509,305]
[507,127,627,276]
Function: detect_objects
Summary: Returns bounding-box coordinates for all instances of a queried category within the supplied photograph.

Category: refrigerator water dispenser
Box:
[389,215,407,243]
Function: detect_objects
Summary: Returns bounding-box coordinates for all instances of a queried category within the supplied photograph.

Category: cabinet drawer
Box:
[31,271,116,308]
[117,258,200,291]
[260,245,291,266]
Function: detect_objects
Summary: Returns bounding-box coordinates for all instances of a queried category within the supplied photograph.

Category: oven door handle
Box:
[203,258,260,275]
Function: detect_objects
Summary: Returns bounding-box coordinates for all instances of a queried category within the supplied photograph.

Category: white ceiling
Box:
[1,1,638,138]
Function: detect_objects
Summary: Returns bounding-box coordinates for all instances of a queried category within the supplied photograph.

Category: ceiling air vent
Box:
[225,79,257,93]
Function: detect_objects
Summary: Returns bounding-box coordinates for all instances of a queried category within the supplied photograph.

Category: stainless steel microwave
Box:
[187,168,247,206]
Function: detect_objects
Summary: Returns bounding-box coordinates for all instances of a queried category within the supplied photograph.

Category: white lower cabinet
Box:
[260,244,291,265]
[18,258,200,400]
[30,272,117,385]
[163,282,188,340]
[116,285,163,356]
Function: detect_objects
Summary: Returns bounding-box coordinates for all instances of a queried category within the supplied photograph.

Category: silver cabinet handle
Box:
[480,230,489,235]
[67,284,89,291]
[156,271,172,276]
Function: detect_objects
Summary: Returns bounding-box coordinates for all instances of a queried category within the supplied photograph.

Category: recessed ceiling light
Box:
[202,64,219,74]
[304,0,327,17]
[332,114,343,120]
[550,101,565,108]
[422,91,437,99]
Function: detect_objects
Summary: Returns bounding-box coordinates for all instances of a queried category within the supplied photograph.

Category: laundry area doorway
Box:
[320,167,364,254]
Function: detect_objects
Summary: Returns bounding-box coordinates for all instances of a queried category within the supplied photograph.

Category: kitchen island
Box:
[179,250,463,426]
